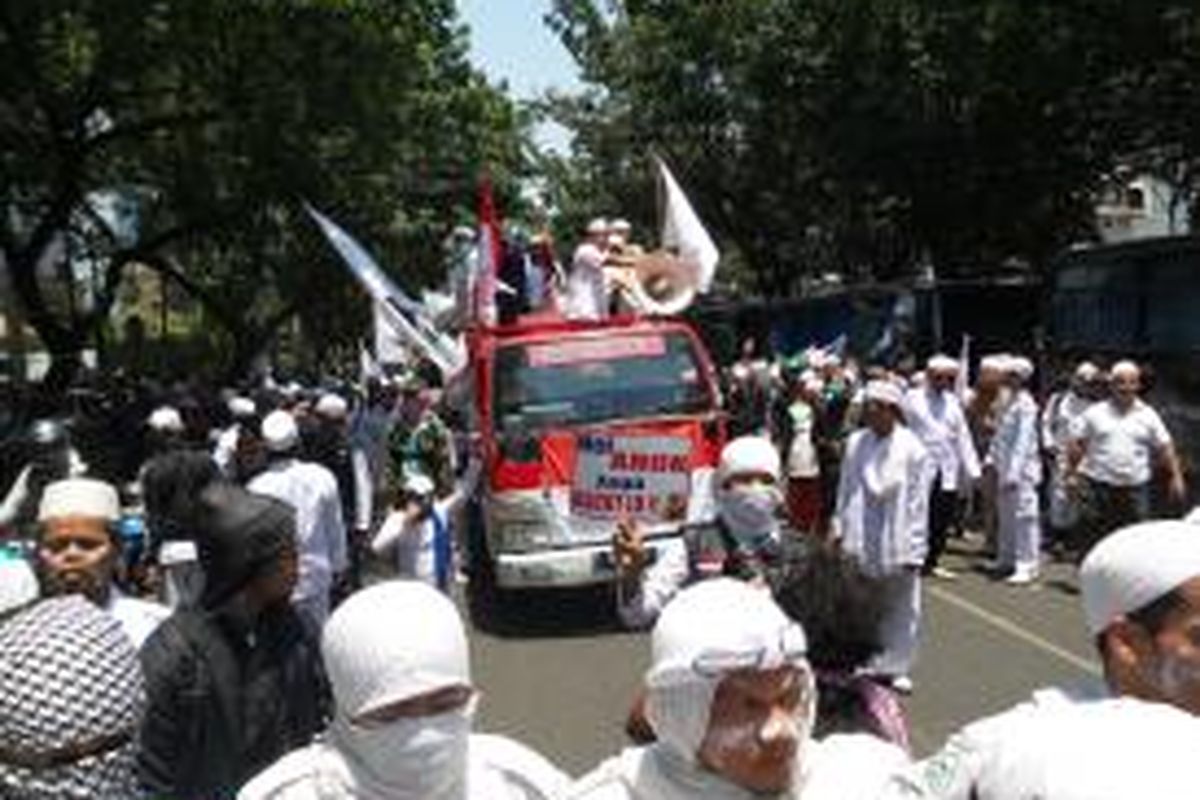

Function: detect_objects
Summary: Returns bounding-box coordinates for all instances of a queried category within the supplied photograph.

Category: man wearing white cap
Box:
[904,355,980,579]
[612,436,796,629]
[568,578,907,800]
[987,355,1042,584]
[248,409,348,629]
[213,395,259,479]
[35,477,168,647]
[564,216,611,320]
[1067,360,1186,557]
[240,580,568,800]
[1040,361,1105,545]
[890,520,1200,798]
[833,380,930,692]
[965,355,1012,553]
[372,460,481,592]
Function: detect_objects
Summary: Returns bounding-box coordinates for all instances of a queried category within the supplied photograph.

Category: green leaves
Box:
[543,0,1200,295]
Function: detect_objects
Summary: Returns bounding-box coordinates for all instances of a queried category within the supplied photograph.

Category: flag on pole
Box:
[306,204,465,377]
[373,301,409,366]
[656,156,720,293]
[473,176,503,325]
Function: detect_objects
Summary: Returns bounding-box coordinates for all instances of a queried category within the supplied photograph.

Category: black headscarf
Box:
[194,483,295,609]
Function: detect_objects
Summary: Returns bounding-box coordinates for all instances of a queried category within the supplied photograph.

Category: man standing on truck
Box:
[564,217,611,321]
[612,436,796,629]
[1067,360,1187,557]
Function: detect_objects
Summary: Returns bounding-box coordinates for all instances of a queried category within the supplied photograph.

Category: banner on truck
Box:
[571,432,691,521]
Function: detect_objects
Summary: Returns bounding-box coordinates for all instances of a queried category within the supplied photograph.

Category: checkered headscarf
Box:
[0,596,146,799]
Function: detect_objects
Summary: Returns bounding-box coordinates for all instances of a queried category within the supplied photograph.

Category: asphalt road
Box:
[463,533,1101,779]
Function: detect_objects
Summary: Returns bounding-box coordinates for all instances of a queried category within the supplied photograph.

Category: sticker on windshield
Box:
[527,335,667,367]
[571,433,691,521]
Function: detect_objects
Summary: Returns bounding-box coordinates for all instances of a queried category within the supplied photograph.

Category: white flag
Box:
[373,302,409,366]
[657,157,719,293]
[306,205,465,377]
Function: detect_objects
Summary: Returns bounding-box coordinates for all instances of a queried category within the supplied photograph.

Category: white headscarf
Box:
[644,579,813,764]
[322,581,473,800]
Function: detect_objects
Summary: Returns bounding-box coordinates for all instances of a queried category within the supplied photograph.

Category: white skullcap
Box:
[261,410,299,453]
[1110,360,1140,378]
[1075,361,1100,381]
[610,218,632,232]
[1080,520,1200,635]
[0,559,38,614]
[980,354,1008,371]
[403,473,436,498]
[38,478,120,522]
[147,406,184,433]
[322,581,470,718]
[717,436,781,485]
[927,354,959,373]
[228,396,256,418]
[864,379,904,408]
[586,217,609,235]
[315,393,348,420]
[1005,356,1035,380]
[645,579,807,762]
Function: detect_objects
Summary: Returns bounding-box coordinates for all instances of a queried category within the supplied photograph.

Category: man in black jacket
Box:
[138,481,328,799]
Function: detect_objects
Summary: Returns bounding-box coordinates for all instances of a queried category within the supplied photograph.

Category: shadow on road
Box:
[467,583,633,640]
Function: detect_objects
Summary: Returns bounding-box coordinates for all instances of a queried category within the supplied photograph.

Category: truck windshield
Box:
[493,330,713,433]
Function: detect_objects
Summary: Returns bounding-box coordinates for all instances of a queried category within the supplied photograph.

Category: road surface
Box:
[465,534,1098,778]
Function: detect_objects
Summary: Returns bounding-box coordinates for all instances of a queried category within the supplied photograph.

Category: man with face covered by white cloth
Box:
[614,436,796,630]
[239,580,568,800]
[568,579,907,800]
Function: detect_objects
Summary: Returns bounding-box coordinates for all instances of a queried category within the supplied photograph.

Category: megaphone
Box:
[609,251,698,315]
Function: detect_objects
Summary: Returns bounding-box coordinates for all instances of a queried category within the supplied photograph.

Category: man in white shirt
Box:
[833,380,930,692]
[987,356,1042,584]
[564,217,611,320]
[889,519,1200,799]
[35,478,168,648]
[1066,360,1185,557]
[904,355,980,579]
[372,460,480,593]
[249,410,348,630]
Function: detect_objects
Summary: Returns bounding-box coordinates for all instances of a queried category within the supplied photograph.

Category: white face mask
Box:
[333,702,474,800]
[718,484,782,544]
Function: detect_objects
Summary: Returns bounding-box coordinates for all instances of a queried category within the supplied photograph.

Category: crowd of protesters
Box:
[2,335,1199,799]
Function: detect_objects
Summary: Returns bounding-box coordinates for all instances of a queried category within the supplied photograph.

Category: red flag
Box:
[475,176,503,325]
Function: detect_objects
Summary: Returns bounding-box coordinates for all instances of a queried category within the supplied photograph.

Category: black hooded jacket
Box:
[138,484,328,799]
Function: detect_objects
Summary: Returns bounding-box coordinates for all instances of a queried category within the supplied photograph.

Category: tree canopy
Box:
[543,1,1200,294]
[1,0,530,387]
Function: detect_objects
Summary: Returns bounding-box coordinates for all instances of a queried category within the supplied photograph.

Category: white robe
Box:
[566,734,908,800]
[891,687,1200,799]
[903,388,980,492]
[833,426,930,575]
[248,458,348,627]
[239,733,568,800]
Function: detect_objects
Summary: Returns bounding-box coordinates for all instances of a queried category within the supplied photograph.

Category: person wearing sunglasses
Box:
[569,578,908,800]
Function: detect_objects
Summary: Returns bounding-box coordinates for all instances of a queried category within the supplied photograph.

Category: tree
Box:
[542,1,1200,295]
[1,0,530,389]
